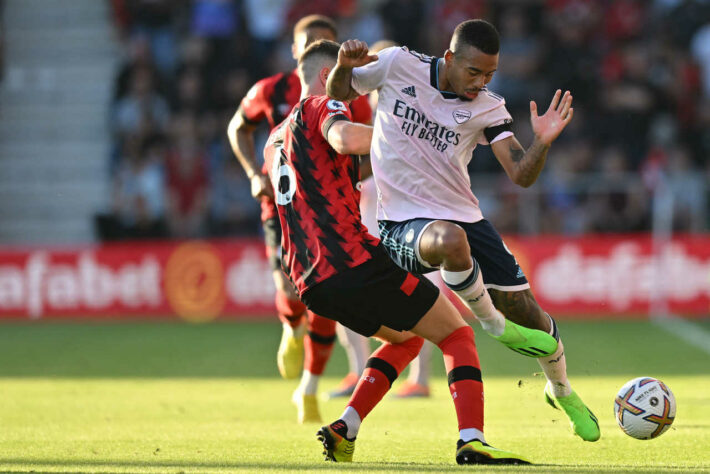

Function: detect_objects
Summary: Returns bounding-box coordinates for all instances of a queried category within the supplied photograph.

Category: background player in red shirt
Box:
[264,39,530,466]
[226,16,373,416]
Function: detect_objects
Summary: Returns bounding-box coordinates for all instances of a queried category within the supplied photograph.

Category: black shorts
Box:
[378,218,530,291]
[301,245,440,337]
[262,217,282,271]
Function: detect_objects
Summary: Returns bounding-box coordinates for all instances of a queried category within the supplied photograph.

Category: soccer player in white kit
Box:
[327,19,600,442]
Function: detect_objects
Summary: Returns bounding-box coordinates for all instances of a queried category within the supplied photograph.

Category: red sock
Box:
[304,312,336,375]
[347,336,424,420]
[437,326,483,431]
[274,290,306,328]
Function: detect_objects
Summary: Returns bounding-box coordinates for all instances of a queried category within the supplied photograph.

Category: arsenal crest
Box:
[453,109,472,124]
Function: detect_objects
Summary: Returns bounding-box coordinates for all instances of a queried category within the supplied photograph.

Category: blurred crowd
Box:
[100,0,710,241]
[0,1,5,83]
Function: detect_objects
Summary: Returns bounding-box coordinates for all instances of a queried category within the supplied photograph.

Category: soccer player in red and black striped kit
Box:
[227,15,372,422]
[263,39,530,465]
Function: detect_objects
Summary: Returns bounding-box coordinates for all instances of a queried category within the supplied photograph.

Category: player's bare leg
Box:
[417,221,557,357]
[394,341,432,398]
[329,325,370,398]
[489,288,600,441]
[270,253,306,379]
[319,293,530,464]
[293,312,336,423]
[395,270,455,398]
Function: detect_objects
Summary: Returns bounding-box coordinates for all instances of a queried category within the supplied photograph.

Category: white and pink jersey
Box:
[351,46,513,223]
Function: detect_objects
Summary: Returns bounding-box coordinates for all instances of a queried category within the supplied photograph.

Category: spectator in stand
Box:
[539,140,592,234]
[603,0,646,42]
[171,67,205,114]
[691,23,710,97]
[104,1,709,240]
[211,66,250,114]
[243,0,289,78]
[601,43,662,166]
[113,34,166,104]
[112,65,171,139]
[586,147,650,233]
[189,0,244,83]
[543,1,600,108]
[165,114,209,238]
[111,134,167,239]
[666,145,706,231]
[119,0,183,75]
[379,0,426,51]
[428,0,488,55]
[285,0,351,27]
[489,6,543,111]
[209,157,261,236]
[0,0,5,83]
[339,2,385,47]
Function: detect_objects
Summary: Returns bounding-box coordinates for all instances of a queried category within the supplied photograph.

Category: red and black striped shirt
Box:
[263,95,380,295]
[239,69,373,222]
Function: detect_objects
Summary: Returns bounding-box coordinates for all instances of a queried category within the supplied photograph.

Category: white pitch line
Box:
[652,315,710,357]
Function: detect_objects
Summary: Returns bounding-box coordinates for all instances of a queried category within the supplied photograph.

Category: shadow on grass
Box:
[0,319,706,378]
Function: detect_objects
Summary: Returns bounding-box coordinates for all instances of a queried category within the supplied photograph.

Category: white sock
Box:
[297,370,320,396]
[537,316,571,397]
[336,324,370,375]
[441,264,505,337]
[284,321,306,337]
[459,428,485,443]
[341,406,361,439]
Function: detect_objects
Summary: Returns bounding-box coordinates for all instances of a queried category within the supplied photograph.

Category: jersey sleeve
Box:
[349,95,373,125]
[478,99,514,145]
[316,97,353,140]
[239,80,269,124]
[350,46,400,95]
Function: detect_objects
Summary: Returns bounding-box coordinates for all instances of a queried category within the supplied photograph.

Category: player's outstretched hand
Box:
[530,89,573,145]
[251,174,274,200]
[338,39,378,69]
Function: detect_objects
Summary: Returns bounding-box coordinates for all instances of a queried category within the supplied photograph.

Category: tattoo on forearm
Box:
[511,140,550,186]
[510,145,524,163]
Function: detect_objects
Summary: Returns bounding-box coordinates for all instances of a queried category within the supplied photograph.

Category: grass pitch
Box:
[0,319,708,473]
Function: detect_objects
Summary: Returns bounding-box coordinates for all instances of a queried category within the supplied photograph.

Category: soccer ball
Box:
[614,377,676,440]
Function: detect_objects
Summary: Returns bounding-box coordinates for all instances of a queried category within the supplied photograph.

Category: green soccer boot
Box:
[493,319,558,358]
[544,382,601,441]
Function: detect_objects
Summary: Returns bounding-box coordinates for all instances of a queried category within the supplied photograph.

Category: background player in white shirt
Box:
[327,19,599,442]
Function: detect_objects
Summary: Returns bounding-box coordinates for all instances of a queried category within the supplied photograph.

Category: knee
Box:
[307,312,337,337]
[275,289,306,316]
[273,270,297,296]
[429,223,470,268]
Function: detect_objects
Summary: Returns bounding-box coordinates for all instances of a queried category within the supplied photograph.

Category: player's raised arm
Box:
[491,89,573,188]
[226,105,274,200]
[325,121,373,156]
[327,40,378,101]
